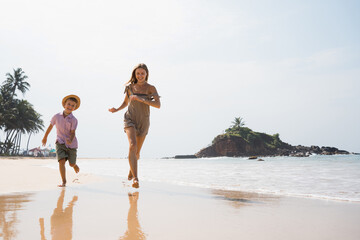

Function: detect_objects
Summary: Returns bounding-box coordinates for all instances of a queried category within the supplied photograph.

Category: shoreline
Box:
[0,156,56,159]
[1,177,360,240]
[1,156,359,203]
[2,151,358,160]
[0,158,360,239]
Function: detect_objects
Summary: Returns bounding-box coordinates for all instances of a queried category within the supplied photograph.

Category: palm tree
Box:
[20,100,44,154]
[1,100,44,155]
[1,97,21,154]
[0,85,12,128]
[0,69,43,155]
[1,85,16,127]
[231,117,245,128]
[21,101,44,153]
[4,68,30,99]
[0,94,3,129]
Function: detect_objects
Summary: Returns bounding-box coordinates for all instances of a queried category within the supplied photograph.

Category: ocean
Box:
[46,154,360,202]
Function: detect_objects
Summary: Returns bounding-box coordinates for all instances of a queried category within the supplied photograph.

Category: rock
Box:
[321,146,338,153]
[194,130,350,158]
[257,158,264,161]
[292,152,309,157]
[195,135,287,158]
[174,155,197,159]
[322,151,333,155]
[310,145,321,154]
[335,150,349,155]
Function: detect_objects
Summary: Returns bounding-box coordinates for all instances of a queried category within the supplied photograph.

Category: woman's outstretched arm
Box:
[109,94,129,113]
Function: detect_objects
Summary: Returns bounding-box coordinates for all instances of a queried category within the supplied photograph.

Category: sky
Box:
[0,0,359,158]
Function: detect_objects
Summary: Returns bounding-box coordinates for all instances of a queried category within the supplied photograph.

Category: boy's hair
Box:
[62,94,81,110]
[66,97,78,104]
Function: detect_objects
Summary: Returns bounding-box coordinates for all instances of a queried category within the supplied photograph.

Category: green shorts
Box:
[56,143,77,165]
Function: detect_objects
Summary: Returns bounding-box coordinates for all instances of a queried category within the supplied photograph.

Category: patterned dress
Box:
[123,85,152,136]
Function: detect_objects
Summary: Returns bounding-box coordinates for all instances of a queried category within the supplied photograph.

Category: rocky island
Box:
[192,117,350,158]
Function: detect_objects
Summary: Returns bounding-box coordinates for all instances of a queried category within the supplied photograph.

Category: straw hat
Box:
[62,94,81,110]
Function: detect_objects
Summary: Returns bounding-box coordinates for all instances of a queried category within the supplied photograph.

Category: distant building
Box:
[26,147,56,157]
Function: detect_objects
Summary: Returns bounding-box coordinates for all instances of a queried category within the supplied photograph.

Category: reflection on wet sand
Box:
[119,192,146,240]
[39,189,78,240]
[0,193,32,239]
[39,218,46,240]
[211,189,279,208]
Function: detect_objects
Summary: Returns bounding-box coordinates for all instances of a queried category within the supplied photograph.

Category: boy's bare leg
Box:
[58,159,67,187]
[70,163,80,173]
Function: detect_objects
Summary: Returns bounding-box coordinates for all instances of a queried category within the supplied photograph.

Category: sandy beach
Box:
[0,158,102,194]
[1,158,360,240]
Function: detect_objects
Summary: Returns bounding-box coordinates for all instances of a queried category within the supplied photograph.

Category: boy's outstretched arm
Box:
[42,124,53,146]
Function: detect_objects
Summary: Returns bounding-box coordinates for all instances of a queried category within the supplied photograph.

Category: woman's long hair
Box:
[126,63,149,85]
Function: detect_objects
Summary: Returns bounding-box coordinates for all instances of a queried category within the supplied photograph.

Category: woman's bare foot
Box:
[132,178,139,188]
[128,170,134,181]
[73,164,80,173]
[58,182,66,187]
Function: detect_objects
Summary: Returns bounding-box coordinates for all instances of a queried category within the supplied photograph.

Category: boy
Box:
[42,94,80,187]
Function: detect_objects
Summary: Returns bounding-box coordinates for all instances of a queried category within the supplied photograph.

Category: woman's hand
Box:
[108,107,118,113]
[129,95,143,102]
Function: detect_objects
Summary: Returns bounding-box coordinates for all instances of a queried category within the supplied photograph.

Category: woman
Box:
[109,63,161,188]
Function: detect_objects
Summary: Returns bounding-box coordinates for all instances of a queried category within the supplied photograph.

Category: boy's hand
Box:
[42,137,47,147]
[66,138,72,145]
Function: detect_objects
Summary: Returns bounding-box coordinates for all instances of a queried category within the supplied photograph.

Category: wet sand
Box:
[0,158,101,194]
[1,158,360,240]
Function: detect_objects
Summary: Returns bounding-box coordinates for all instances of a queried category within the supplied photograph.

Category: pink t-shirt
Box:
[50,112,78,149]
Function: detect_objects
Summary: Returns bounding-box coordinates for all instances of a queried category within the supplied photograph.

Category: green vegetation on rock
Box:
[213,117,291,150]
[196,117,350,158]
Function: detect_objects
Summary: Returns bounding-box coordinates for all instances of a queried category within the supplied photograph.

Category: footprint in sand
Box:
[72,178,80,183]
[122,181,132,187]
